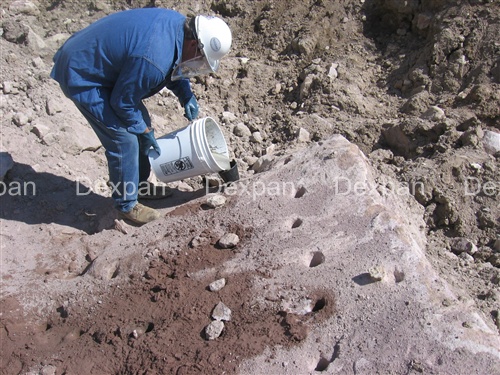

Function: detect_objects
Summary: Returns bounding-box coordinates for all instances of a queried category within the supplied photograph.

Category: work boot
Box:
[138,182,173,200]
[121,203,161,225]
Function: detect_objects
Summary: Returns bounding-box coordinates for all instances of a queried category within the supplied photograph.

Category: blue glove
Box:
[184,96,199,121]
[139,129,161,156]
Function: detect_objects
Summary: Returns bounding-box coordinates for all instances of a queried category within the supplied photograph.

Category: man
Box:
[50,8,232,225]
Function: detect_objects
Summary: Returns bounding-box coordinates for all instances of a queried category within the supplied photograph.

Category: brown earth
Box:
[1,0,499,374]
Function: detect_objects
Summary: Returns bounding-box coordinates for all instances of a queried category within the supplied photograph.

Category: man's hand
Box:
[184,96,199,121]
[139,128,161,156]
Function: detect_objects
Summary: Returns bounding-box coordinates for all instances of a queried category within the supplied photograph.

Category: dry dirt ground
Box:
[1,0,499,374]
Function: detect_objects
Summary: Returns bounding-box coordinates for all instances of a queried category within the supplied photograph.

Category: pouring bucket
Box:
[149,117,231,184]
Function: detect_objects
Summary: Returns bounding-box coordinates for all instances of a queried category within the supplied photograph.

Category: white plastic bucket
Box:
[148,117,231,183]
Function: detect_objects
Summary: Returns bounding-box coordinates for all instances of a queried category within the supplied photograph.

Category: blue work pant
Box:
[66,87,151,212]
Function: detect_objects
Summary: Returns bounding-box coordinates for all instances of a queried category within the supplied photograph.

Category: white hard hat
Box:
[195,15,232,72]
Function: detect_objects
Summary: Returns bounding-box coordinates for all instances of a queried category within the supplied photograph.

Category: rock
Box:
[488,254,500,267]
[212,302,232,321]
[40,364,57,375]
[451,238,478,255]
[0,152,14,181]
[222,111,237,123]
[459,252,475,263]
[31,122,51,140]
[280,296,314,315]
[494,238,500,253]
[189,235,209,248]
[265,143,276,155]
[26,26,46,51]
[218,233,239,249]
[482,130,500,155]
[209,278,226,292]
[85,257,120,280]
[252,155,274,173]
[243,155,258,167]
[45,33,70,50]
[205,320,224,340]
[233,123,251,137]
[415,13,432,31]
[206,194,227,208]
[9,0,39,15]
[421,106,445,121]
[176,181,194,192]
[369,265,386,281]
[91,0,110,11]
[327,63,339,80]
[114,219,132,235]
[250,131,263,143]
[12,112,29,127]
[46,98,64,115]
[291,32,318,56]
[2,81,17,94]
[369,149,394,163]
[31,56,45,69]
[473,246,494,262]
[299,74,314,99]
[297,128,310,143]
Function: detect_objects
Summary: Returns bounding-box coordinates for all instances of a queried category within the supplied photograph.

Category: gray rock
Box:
[233,122,251,137]
[252,155,274,173]
[31,122,51,140]
[205,320,224,340]
[482,130,500,155]
[250,131,264,143]
[297,128,310,143]
[222,111,237,123]
[12,112,29,127]
[209,278,226,292]
[451,237,478,255]
[9,0,39,15]
[368,265,386,281]
[421,106,445,121]
[327,63,339,80]
[299,75,314,99]
[46,98,63,115]
[212,302,232,321]
[26,26,46,51]
[218,233,239,249]
[40,364,57,375]
[2,81,17,94]
[206,194,227,208]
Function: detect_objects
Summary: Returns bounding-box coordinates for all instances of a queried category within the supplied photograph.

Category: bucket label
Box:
[160,157,194,176]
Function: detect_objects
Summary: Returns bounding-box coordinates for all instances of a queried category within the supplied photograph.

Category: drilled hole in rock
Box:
[145,322,155,333]
[312,297,327,312]
[292,218,303,229]
[394,268,405,283]
[56,306,69,319]
[315,357,330,372]
[237,68,248,78]
[111,265,120,279]
[309,251,325,267]
[295,186,307,198]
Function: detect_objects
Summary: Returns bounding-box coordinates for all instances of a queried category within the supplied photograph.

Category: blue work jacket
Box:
[50,8,193,134]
